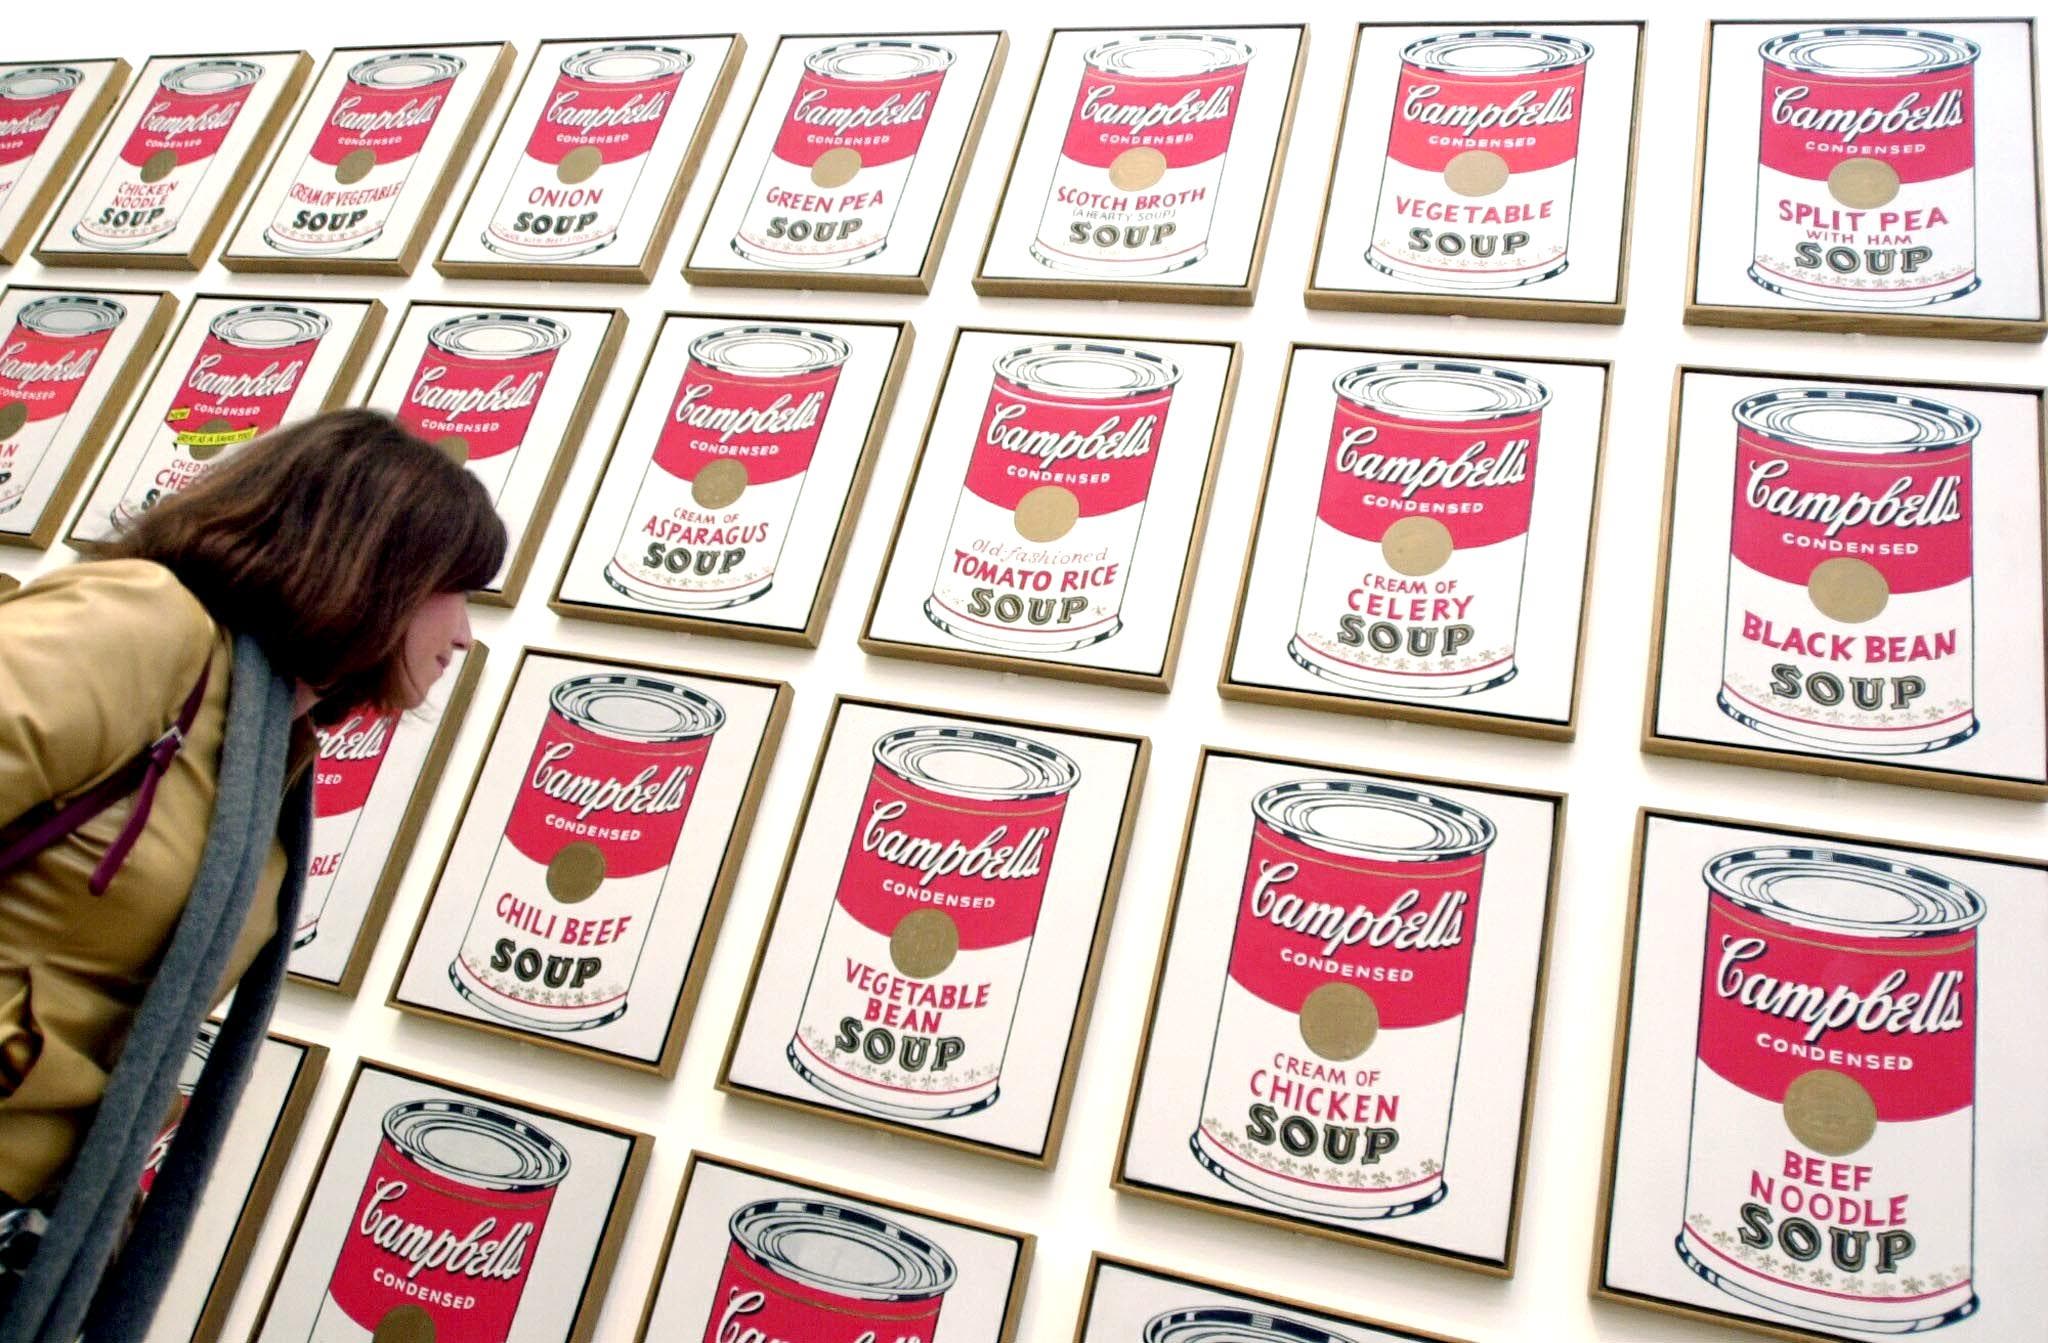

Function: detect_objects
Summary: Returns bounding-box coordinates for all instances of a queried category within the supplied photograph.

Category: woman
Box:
[0,409,504,1343]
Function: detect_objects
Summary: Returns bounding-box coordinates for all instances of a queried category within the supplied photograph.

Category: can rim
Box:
[206,302,331,349]
[993,340,1182,400]
[1082,32,1257,77]
[1759,27,1982,76]
[17,293,126,338]
[873,725,1081,801]
[688,324,852,378]
[426,311,571,360]
[160,59,266,97]
[1253,778,1497,862]
[1732,386,1979,455]
[1333,359,1550,421]
[345,51,469,89]
[1401,30,1594,75]
[1706,845,1986,937]
[729,1197,958,1301]
[0,65,86,98]
[549,672,725,743]
[1144,1307,1353,1343]
[805,40,957,80]
[559,43,692,84]
[381,1098,572,1191]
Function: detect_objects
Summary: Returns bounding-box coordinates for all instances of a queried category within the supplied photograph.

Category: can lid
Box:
[1401,30,1593,76]
[1760,28,1981,77]
[729,1198,958,1302]
[1083,32,1256,78]
[1145,1307,1355,1343]
[18,293,126,338]
[1333,359,1550,421]
[347,51,468,90]
[0,66,85,99]
[207,302,332,349]
[1253,778,1497,862]
[874,725,1081,801]
[805,40,956,82]
[1733,386,1978,456]
[993,341,1182,401]
[190,1020,218,1063]
[689,324,851,378]
[382,1098,571,1192]
[560,44,692,84]
[1706,846,1986,937]
[550,672,725,743]
[427,310,571,360]
[160,59,265,97]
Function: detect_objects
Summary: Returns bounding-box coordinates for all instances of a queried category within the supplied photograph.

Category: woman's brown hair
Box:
[102,408,505,718]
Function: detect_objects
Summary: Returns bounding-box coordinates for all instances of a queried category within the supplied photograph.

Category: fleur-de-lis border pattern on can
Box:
[72,59,264,250]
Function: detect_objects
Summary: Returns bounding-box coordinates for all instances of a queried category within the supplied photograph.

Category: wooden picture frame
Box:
[1114,746,1564,1277]
[388,646,790,1077]
[1684,18,2047,343]
[719,694,1149,1168]
[859,325,1240,692]
[1303,21,1646,324]
[0,284,177,551]
[971,24,1308,306]
[433,33,743,283]
[220,40,516,276]
[0,57,129,264]
[635,1152,1035,1343]
[32,49,312,270]
[1072,1253,1476,1343]
[549,311,915,648]
[0,573,17,596]
[681,30,1008,294]
[248,1056,651,1343]
[1218,341,1612,741]
[1642,365,2048,799]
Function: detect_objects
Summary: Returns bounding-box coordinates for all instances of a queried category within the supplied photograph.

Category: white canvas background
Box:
[0,58,124,248]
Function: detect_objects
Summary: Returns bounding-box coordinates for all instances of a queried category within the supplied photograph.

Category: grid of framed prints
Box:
[1073,1255,1470,1343]
[0,56,127,263]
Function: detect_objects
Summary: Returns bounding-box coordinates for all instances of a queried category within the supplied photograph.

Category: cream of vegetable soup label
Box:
[1368,31,1591,289]
[0,294,123,515]
[72,60,263,250]
[706,1200,956,1343]
[926,341,1180,653]
[0,66,83,218]
[397,311,569,504]
[1193,779,1495,1220]
[1678,846,1982,1332]
[1750,29,1979,310]
[789,726,1080,1120]
[1719,387,1977,756]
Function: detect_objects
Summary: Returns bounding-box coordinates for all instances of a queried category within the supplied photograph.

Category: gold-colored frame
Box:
[682,30,1009,295]
[0,56,129,263]
[1071,1253,1478,1343]
[432,33,744,284]
[857,325,1241,693]
[0,285,177,551]
[716,693,1150,1169]
[1111,745,1565,1277]
[547,312,916,648]
[355,300,625,608]
[386,645,791,1078]
[0,574,17,596]
[288,641,488,997]
[970,24,1308,307]
[220,40,517,278]
[249,1055,653,1343]
[634,1152,1036,1343]
[61,292,386,554]
[1589,806,2048,1342]
[1216,341,1613,741]
[1683,17,2048,344]
[32,49,313,271]
[1641,365,2048,800]
[1302,20,1646,325]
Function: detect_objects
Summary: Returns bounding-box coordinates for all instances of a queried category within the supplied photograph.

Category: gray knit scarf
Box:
[0,632,311,1343]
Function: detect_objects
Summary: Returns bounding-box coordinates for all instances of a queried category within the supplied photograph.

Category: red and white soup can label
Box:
[926,341,1180,653]
[706,1198,957,1343]
[1030,32,1252,278]
[1290,360,1544,698]
[1719,387,1977,755]
[111,302,330,529]
[734,40,954,269]
[485,44,690,261]
[451,673,724,1032]
[398,311,569,505]
[296,707,401,949]
[1193,779,1494,1220]
[139,1021,215,1197]
[789,725,1079,1119]
[73,59,262,250]
[1678,846,1982,1332]
[1369,31,1590,289]
[604,325,849,611]
[0,66,83,216]
[309,1100,570,1343]
[1750,28,1979,310]
[263,51,464,256]
[0,294,124,515]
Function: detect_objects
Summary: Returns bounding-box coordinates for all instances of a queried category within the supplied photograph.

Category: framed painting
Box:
[1072,1254,1474,1343]
[0,57,128,263]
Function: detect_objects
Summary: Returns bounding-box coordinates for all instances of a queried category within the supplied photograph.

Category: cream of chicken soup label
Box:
[0,294,124,514]
[72,59,263,250]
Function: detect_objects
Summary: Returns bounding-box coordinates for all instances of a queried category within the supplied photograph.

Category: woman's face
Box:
[398,591,473,708]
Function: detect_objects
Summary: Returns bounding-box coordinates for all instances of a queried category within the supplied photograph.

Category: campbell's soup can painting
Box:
[706,1199,957,1343]
[1290,360,1544,698]
[1750,28,1979,310]
[73,59,263,250]
[1369,31,1590,289]
[1031,32,1253,277]
[1192,779,1494,1220]
[1145,1308,1353,1343]
[1720,387,1977,755]
[451,673,724,1031]
[0,66,84,217]
[0,294,125,515]
[1678,846,1982,1332]
[263,51,465,255]
[485,44,690,260]
[926,341,1180,653]
[733,40,955,268]
[139,1022,216,1197]
[296,707,401,949]
[789,726,1080,1119]
[604,324,849,610]
[398,311,569,504]
[308,1099,570,1342]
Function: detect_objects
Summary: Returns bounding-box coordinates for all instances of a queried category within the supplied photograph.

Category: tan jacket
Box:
[0,560,299,1200]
